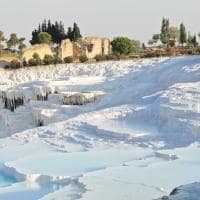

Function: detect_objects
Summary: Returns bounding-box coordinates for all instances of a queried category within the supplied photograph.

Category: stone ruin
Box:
[58,39,73,60]
[22,44,54,62]
[22,36,111,62]
[58,36,111,60]
[84,37,111,59]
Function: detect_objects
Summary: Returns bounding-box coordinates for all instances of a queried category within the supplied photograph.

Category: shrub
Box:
[43,54,54,65]
[9,59,20,69]
[4,65,10,69]
[28,58,37,66]
[32,53,42,66]
[79,55,88,63]
[64,56,73,63]
[53,56,63,64]
[33,53,40,60]
[95,55,106,62]
[111,37,133,55]
[105,54,118,60]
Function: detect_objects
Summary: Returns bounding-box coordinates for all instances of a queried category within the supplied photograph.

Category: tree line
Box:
[30,20,82,45]
[0,19,82,54]
[148,18,199,47]
[1,17,200,69]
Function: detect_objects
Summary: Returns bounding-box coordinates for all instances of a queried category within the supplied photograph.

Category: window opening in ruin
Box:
[87,44,93,52]
[102,47,105,55]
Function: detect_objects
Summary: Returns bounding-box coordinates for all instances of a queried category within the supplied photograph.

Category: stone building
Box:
[58,36,111,60]
[22,44,54,62]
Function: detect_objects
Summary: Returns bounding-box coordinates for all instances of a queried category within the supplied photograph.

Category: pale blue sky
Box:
[0,0,199,44]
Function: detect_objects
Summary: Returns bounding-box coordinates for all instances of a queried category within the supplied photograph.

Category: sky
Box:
[0,0,199,44]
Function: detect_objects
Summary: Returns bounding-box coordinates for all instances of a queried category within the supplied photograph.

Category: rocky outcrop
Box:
[22,44,53,62]
[157,182,200,200]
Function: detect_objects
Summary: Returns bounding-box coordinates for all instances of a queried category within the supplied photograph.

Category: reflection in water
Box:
[0,181,67,200]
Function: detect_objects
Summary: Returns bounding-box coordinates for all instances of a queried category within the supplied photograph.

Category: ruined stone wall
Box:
[102,38,111,55]
[23,37,111,63]
[84,37,111,59]
[22,44,53,62]
[84,37,103,59]
[58,39,73,60]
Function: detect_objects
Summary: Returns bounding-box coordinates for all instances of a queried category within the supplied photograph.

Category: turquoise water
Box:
[0,169,67,200]
[0,182,66,200]
[0,168,68,199]
[0,171,16,187]
[0,61,9,68]
[0,162,70,200]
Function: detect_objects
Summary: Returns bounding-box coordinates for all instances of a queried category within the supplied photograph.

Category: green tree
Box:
[187,32,193,46]
[169,27,179,41]
[43,54,54,65]
[111,37,133,55]
[7,33,19,51]
[192,35,198,47]
[30,19,67,45]
[71,23,82,41]
[188,33,198,47]
[67,27,73,40]
[50,21,66,44]
[198,33,200,42]
[0,31,5,53]
[30,30,40,45]
[160,18,170,46]
[132,40,141,52]
[18,37,27,67]
[148,40,154,46]
[179,23,187,46]
[18,38,26,51]
[152,34,160,46]
[38,32,52,44]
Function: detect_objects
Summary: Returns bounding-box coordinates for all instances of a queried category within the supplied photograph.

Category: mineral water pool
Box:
[0,182,67,200]
[0,167,67,200]
[0,170,16,187]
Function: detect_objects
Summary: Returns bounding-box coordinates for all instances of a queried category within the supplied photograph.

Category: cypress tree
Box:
[160,18,170,47]
[30,30,40,45]
[72,23,82,41]
[192,35,198,47]
[30,19,66,45]
[179,23,187,46]
[30,20,82,45]
[41,19,47,32]
[67,27,73,40]
[47,20,52,35]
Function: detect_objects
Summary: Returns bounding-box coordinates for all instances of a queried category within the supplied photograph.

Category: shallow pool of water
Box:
[0,171,16,187]
[0,182,67,200]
